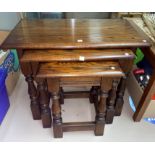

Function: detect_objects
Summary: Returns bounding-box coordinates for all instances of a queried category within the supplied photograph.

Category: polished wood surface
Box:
[1,19,151,49]
[62,122,95,132]
[42,61,124,137]
[106,79,119,124]
[95,78,113,135]
[63,91,90,98]
[21,49,134,62]
[37,79,51,128]
[60,77,101,87]
[47,78,62,138]
[25,75,41,120]
[1,19,151,128]
[37,61,124,78]
[115,76,127,116]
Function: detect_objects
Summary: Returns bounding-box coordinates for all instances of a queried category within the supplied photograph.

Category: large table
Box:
[1,19,152,125]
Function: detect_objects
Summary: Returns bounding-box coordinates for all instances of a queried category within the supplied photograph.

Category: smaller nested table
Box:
[36,61,124,138]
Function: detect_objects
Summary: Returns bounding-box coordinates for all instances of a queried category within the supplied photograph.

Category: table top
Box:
[21,49,134,62]
[1,19,151,49]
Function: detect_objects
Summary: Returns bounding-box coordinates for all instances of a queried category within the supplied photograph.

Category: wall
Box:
[25,12,111,19]
[0,12,21,30]
[65,12,111,19]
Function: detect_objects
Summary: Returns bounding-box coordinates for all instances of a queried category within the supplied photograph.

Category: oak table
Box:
[0,19,151,127]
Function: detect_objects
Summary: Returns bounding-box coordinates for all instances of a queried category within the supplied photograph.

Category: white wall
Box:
[0,12,21,31]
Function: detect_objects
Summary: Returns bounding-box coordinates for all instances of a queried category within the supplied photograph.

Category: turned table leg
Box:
[37,79,51,128]
[47,78,63,138]
[59,87,64,105]
[106,79,119,124]
[89,86,99,104]
[95,78,111,136]
[20,60,41,120]
[25,75,41,120]
[52,92,63,138]
[115,76,127,116]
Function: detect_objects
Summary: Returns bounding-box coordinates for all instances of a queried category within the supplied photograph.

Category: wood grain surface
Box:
[1,19,151,49]
[37,61,124,78]
[21,49,134,62]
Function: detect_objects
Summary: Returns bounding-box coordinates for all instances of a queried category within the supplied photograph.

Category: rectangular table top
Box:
[1,19,151,50]
[21,49,134,62]
[37,61,124,78]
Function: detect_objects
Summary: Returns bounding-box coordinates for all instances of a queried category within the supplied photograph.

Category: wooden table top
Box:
[1,19,151,49]
[37,61,124,78]
[21,49,134,62]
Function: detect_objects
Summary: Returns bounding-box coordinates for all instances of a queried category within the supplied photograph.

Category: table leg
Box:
[89,86,99,104]
[25,75,41,120]
[47,78,63,138]
[19,59,41,120]
[115,76,127,116]
[94,78,111,136]
[59,87,64,105]
[37,79,51,128]
[106,79,119,124]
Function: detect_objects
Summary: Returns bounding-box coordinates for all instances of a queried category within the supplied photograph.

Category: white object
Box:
[111,66,115,70]
[143,39,147,43]
[77,39,83,43]
[79,56,85,61]
[125,52,130,56]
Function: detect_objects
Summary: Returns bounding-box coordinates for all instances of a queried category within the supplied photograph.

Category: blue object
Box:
[0,51,19,73]
[0,68,10,124]
[129,96,155,124]
[137,57,153,75]
[129,96,136,112]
